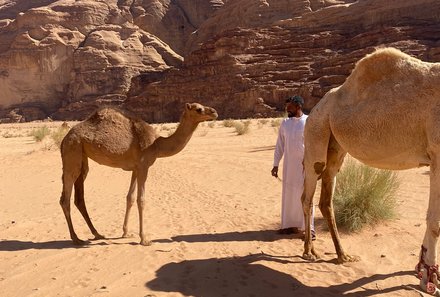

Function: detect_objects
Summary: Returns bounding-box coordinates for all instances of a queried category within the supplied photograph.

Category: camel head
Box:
[184,103,218,123]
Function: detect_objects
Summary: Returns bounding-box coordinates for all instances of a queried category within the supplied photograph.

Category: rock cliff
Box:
[0,0,219,122]
[0,0,439,122]
[124,0,440,121]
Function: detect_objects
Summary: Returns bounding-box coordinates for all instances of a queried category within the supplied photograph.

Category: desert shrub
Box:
[271,118,283,134]
[29,126,50,142]
[233,121,250,135]
[223,119,235,127]
[258,118,269,125]
[271,118,282,127]
[270,118,283,131]
[51,125,70,148]
[198,128,209,136]
[333,158,399,232]
[2,131,18,138]
[207,121,216,128]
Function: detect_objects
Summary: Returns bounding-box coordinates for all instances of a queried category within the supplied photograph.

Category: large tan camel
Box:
[301,48,440,294]
[59,103,217,246]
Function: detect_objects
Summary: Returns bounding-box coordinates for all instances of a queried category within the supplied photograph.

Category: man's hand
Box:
[271,166,278,178]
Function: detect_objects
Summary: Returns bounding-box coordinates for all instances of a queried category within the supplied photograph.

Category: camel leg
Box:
[137,169,151,246]
[59,146,86,245]
[418,153,440,294]
[74,156,105,240]
[319,138,358,263]
[302,168,319,261]
[122,170,137,238]
[60,174,87,245]
[302,112,333,261]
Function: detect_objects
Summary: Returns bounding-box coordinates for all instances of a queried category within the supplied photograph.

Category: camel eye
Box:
[196,108,203,113]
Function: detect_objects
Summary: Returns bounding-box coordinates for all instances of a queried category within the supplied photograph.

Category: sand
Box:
[0,119,433,297]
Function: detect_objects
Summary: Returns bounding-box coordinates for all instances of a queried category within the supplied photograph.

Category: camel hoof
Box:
[140,239,152,246]
[122,232,134,238]
[302,252,319,262]
[93,234,106,240]
[419,266,440,296]
[420,279,440,296]
[338,254,360,264]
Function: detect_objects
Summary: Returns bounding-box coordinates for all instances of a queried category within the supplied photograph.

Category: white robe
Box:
[274,114,315,230]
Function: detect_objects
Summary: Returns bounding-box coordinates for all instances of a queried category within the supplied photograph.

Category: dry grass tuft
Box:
[270,118,282,127]
[51,125,70,149]
[29,126,50,142]
[334,158,400,232]
[233,121,251,135]
[223,119,235,128]
[258,119,269,125]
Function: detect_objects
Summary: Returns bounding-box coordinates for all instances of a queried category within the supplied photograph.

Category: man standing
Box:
[271,95,315,237]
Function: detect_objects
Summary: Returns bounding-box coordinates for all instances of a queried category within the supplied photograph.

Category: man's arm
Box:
[272,121,284,178]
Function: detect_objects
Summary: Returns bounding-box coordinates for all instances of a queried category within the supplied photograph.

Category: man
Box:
[271,95,315,238]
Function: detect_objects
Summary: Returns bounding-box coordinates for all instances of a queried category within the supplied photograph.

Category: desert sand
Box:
[0,120,433,297]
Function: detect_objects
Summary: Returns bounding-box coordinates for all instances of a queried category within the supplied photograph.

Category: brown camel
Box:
[59,103,218,246]
[301,48,440,294]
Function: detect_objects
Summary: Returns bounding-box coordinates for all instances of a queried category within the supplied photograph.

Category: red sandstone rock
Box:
[0,0,439,122]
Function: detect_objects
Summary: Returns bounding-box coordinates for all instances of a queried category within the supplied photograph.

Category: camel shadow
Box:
[146,253,417,297]
[0,239,107,251]
[152,229,305,244]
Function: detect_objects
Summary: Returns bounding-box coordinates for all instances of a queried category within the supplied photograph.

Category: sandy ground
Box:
[0,119,433,297]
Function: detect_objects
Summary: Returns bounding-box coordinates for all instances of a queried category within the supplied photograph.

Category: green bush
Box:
[333,158,400,232]
[29,126,50,142]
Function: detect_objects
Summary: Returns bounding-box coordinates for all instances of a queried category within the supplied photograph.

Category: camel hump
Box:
[74,106,157,153]
[348,48,425,89]
[93,107,158,149]
[89,107,133,124]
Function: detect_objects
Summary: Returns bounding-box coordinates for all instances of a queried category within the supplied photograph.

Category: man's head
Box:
[285,95,304,117]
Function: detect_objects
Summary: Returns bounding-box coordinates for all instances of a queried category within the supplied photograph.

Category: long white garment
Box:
[274,114,315,230]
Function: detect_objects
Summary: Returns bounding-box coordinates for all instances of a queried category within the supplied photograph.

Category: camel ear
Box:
[185,103,192,110]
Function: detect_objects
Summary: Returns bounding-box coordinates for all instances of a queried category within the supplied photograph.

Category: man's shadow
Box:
[146,253,417,297]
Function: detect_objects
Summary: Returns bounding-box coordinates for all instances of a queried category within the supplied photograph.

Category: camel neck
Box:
[153,114,199,158]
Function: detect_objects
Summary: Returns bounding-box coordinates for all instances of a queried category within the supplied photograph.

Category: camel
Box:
[59,103,218,246]
[301,47,440,295]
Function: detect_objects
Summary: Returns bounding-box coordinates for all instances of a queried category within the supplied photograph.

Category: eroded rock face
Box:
[125,0,440,121]
[184,0,352,55]
[0,0,439,122]
[0,0,211,121]
[131,0,225,55]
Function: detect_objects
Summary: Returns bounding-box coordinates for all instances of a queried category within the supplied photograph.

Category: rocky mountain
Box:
[0,0,439,122]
